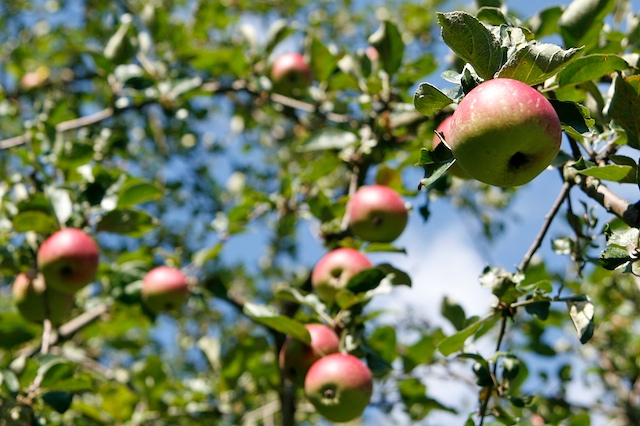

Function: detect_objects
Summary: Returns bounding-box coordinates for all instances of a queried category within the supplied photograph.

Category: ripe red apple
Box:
[270,52,313,96]
[12,270,74,325]
[448,78,562,187]
[304,353,373,423]
[433,115,471,179]
[346,185,408,243]
[141,266,190,314]
[311,248,372,305]
[37,228,100,294]
[279,323,341,386]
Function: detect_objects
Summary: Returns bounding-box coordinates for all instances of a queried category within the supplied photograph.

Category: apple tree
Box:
[0,0,640,424]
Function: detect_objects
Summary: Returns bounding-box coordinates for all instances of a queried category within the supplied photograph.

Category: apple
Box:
[311,248,372,305]
[433,115,471,179]
[141,266,190,313]
[448,78,562,187]
[279,323,341,386]
[346,185,408,243]
[37,228,100,294]
[12,270,74,325]
[304,353,373,423]
[270,52,312,96]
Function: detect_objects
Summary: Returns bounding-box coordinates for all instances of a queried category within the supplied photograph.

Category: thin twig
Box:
[0,107,115,150]
[518,180,572,273]
[477,313,509,426]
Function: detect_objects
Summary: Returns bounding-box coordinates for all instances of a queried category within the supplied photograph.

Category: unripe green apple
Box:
[433,115,471,179]
[346,185,408,243]
[279,323,340,387]
[311,248,372,306]
[270,52,313,96]
[448,78,562,187]
[304,353,373,423]
[12,270,74,325]
[37,228,100,294]
[141,266,190,314]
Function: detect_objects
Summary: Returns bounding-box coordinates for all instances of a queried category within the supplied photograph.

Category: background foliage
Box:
[1,0,640,424]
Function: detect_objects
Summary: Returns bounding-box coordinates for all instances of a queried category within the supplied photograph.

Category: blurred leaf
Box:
[437,11,504,80]
[265,19,295,56]
[243,303,311,344]
[309,37,338,82]
[369,20,404,75]
[45,186,72,225]
[0,314,39,349]
[566,296,595,344]
[398,377,455,420]
[97,209,158,237]
[298,128,358,151]
[13,210,58,233]
[438,314,495,356]
[477,7,509,25]
[368,326,397,363]
[559,0,615,49]
[117,179,164,208]
[346,267,388,294]
[441,297,467,331]
[42,391,74,414]
[192,243,223,268]
[376,263,412,286]
[525,6,563,38]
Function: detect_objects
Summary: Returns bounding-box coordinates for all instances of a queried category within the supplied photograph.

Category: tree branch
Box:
[518,180,572,273]
[576,175,640,228]
[0,107,115,150]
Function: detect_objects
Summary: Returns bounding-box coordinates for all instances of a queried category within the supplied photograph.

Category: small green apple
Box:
[304,353,373,423]
[279,323,340,386]
[448,78,562,187]
[433,115,471,179]
[12,270,74,325]
[141,266,190,314]
[347,185,408,243]
[270,52,312,96]
[311,248,372,306]
[37,228,100,294]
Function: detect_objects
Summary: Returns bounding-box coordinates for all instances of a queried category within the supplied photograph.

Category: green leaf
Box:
[42,391,73,414]
[441,297,467,331]
[368,20,404,76]
[117,179,164,208]
[242,302,311,344]
[577,164,636,183]
[526,6,563,39]
[97,209,158,237]
[549,99,594,135]
[298,128,358,152]
[599,245,632,270]
[525,300,550,321]
[605,226,640,247]
[607,75,640,149]
[559,0,615,49]
[557,54,629,87]
[376,263,412,286]
[398,377,456,421]
[413,82,454,117]
[497,43,582,86]
[346,267,387,293]
[477,7,510,26]
[368,326,397,363]
[437,11,504,80]
[192,243,223,268]
[566,297,595,344]
[13,211,58,233]
[309,37,338,82]
[438,314,495,356]
[264,19,295,56]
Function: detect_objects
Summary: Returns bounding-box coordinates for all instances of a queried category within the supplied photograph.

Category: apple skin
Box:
[433,116,471,179]
[37,228,100,294]
[141,266,190,314]
[346,185,408,243]
[448,78,562,187]
[279,323,341,386]
[270,52,313,96]
[311,248,372,305]
[12,270,74,325]
[304,353,373,423]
